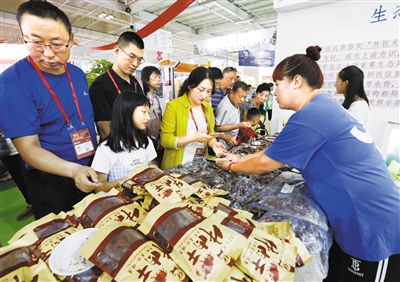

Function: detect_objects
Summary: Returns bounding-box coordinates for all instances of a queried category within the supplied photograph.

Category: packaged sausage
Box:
[216,203,257,226]
[256,221,293,242]
[8,212,80,245]
[235,228,298,282]
[171,173,229,198]
[181,196,231,217]
[0,242,55,282]
[71,188,147,229]
[142,193,160,211]
[120,178,147,195]
[125,165,198,204]
[256,221,312,267]
[79,222,189,281]
[5,212,83,266]
[1,213,84,281]
[139,203,248,281]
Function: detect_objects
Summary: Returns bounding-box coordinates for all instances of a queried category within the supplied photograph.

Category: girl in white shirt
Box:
[91,91,157,192]
[335,65,371,130]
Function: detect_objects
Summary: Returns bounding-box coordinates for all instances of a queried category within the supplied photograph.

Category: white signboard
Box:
[321,38,399,107]
[196,28,276,56]
[136,23,172,54]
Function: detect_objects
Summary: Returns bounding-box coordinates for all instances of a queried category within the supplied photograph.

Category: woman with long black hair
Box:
[335,65,370,130]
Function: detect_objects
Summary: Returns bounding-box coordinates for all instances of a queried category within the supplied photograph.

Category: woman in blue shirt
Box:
[217,46,400,281]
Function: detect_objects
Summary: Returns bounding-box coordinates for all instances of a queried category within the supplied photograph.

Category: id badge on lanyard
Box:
[67,123,95,160]
[28,56,96,160]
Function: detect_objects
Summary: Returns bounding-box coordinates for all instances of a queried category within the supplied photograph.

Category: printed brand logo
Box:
[83,91,89,96]
[351,257,361,271]
[348,257,364,277]
[350,126,373,144]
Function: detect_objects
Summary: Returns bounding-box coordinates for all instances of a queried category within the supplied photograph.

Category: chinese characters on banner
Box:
[371,4,400,23]
[321,39,399,107]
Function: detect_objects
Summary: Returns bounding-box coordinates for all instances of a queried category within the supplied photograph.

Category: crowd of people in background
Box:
[0,1,398,281]
[0,0,380,221]
[0,0,271,219]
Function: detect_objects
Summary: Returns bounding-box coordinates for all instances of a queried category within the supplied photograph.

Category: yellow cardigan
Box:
[160,94,215,170]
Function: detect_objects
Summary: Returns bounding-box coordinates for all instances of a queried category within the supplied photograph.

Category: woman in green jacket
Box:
[160,67,227,170]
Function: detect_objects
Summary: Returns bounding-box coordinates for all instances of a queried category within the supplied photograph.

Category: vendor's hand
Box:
[223,135,238,147]
[239,121,252,129]
[193,130,214,143]
[212,142,228,157]
[225,153,240,162]
[73,166,101,193]
[216,159,231,171]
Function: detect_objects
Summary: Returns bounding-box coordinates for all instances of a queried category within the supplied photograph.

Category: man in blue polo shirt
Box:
[0,1,100,219]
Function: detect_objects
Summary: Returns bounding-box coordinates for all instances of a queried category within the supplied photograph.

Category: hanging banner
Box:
[74,0,194,51]
[238,50,275,67]
[196,27,276,56]
[136,0,194,39]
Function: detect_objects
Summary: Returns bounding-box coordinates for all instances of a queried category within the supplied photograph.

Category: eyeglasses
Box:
[22,34,70,52]
[118,46,145,64]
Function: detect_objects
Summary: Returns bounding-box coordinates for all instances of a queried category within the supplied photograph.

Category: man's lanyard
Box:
[28,56,83,124]
[189,105,208,132]
[107,69,137,94]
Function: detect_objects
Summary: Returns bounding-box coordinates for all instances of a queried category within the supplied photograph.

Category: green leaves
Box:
[85,59,113,87]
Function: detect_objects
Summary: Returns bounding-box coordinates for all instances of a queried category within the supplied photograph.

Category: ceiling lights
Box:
[98,12,114,20]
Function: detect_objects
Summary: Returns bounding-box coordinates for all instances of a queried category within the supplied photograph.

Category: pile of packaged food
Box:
[166,158,332,280]
[1,162,332,282]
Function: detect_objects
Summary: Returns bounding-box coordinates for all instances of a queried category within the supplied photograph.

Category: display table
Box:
[166,157,332,281]
[1,142,332,281]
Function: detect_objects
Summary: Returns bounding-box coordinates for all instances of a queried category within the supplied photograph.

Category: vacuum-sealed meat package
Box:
[72,188,147,229]
[0,243,55,282]
[171,173,229,198]
[80,222,189,281]
[259,212,331,278]
[125,165,198,204]
[181,196,231,218]
[139,203,248,281]
[8,211,81,245]
[235,228,298,282]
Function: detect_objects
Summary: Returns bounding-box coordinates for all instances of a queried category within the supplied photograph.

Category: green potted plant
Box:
[85,59,113,87]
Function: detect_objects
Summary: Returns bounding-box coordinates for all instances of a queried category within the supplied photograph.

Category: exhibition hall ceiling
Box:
[0,0,277,64]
